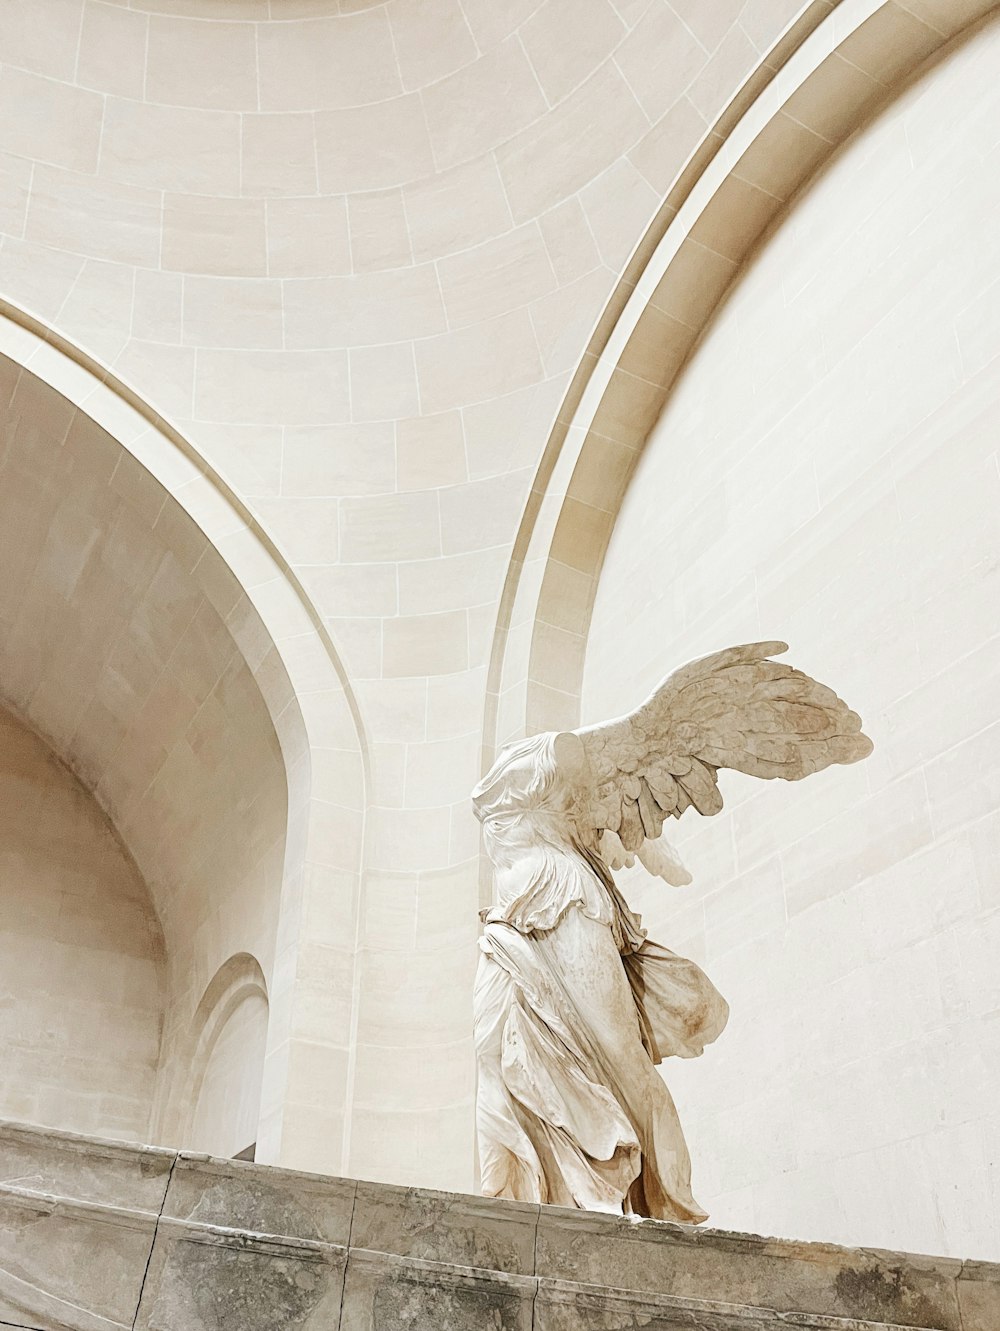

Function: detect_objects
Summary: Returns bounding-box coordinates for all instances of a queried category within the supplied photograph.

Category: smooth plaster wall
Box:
[583,17,1000,1260]
[0,705,163,1140]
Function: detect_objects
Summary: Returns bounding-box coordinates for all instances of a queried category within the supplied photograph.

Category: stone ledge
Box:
[0,1119,996,1331]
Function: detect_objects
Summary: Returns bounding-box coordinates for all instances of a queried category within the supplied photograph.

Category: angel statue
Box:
[472,641,872,1222]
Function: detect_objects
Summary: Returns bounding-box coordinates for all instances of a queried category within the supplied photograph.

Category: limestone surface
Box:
[0,1119,996,1331]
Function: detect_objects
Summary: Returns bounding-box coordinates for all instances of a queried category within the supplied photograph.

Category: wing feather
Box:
[575,641,872,881]
[637,780,664,838]
[620,799,644,852]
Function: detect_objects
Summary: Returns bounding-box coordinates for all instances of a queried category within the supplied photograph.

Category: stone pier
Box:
[0,1120,996,1330]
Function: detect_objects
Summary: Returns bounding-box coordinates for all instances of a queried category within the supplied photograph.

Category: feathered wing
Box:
[597,827,693,886]
[575,641,873,873]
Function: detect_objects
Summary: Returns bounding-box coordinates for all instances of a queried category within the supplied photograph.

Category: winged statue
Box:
[472,641,872,1221]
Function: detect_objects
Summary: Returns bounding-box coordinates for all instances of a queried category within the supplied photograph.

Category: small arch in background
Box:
[168,953,269,1160]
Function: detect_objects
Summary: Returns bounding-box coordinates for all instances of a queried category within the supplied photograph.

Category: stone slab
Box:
[0,1119,997,1331]
[164,1151,356,1245]
[534,1279,930,1329]
[350,1178,538,1274]
[0,1121,174,1214]
[341,1251,536,1331]
[535,1207,966,1330]
[0,1122,175,1331]
[133,1219,347,1331]
[956,1260,1000,1331]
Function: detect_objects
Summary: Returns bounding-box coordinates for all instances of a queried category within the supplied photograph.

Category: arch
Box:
[161,953,270,1156]
[486,0,1000,764]
[0,297,367,774]
[0,307,368,1166]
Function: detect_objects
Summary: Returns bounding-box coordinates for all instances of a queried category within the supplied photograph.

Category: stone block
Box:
[164,1151,356,1244]
[533,1278,921,1328]
[340,1250,535,1331]
[135,1221,347,1331]
[535,1208,964,1330]
[0,1119,173,1215]
[351,1179,538,1274]
[0,1122,174,1331]
[956,1260,1000,1331]
[133,1152,354,1331]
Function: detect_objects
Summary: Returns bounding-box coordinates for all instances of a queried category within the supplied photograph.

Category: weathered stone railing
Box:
[0,1120,995,1330]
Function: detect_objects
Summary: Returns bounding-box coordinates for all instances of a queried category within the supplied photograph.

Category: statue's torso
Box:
[473,733,643,949]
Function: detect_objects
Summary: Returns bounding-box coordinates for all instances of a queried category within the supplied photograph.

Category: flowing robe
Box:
[472,732,729,1220]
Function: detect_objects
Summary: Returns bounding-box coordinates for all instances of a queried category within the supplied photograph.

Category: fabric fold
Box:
[472,730,729,1221]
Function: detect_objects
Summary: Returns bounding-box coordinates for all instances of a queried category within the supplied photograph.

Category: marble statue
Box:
[472,641,872,1221]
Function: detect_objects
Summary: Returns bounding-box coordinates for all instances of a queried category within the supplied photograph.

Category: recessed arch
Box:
[486,0,1000,762]
[161,952,270,1157]
[0,307,369,1165]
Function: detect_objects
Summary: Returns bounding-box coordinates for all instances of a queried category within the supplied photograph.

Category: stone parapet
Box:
[0,1119,996,1330]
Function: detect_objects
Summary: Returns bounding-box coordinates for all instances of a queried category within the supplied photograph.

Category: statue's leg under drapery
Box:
[475,908,714,1221]
[473,944,546,1202]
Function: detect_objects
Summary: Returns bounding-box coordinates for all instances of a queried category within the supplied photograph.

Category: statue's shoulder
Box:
[472,732,559,816]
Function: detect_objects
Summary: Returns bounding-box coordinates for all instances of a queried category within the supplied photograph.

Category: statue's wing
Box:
[596,827,693,886]
[575,640,873,860]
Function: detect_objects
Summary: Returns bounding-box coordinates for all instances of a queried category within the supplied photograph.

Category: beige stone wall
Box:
[0,356,297,1160]
[1,0,996,1208]
[0,705,163,1139]
[583,17,1000,1260]
[0,0,843,1190]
